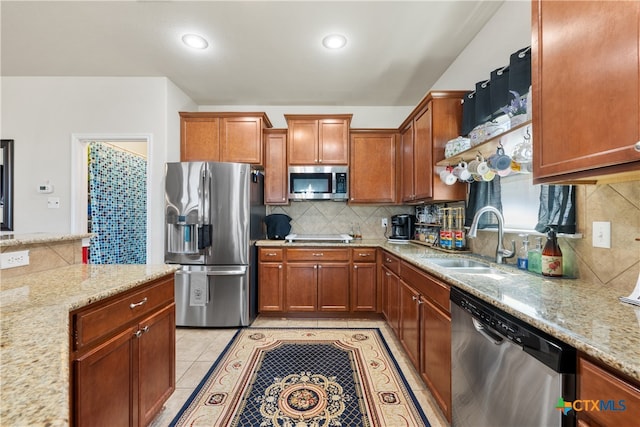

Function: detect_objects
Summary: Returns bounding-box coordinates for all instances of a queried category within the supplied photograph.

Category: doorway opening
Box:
[71,134,152,264]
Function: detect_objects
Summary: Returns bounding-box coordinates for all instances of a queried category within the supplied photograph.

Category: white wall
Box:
[0,76,194,263]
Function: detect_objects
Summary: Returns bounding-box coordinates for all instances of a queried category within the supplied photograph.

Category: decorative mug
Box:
[468,154,490,176]
[453,161,471,181]
[488,146,512,171]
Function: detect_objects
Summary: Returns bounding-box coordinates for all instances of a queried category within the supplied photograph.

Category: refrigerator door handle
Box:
[176,266,248,277]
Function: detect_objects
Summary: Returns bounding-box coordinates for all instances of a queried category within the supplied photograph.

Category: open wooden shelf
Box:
[436,119,532,166]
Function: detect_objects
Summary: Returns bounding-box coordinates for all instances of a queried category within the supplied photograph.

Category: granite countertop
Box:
[257,239,640,383]
[0,263,178,427]
[0,232,93,247]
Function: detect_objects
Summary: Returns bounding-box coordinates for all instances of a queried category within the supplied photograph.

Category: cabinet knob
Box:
[635,141,640,152]
[314,265,318,269]
[278,265,282,269]
[134,330,143,338]
[385,272,391,276]
[354,265,358,269]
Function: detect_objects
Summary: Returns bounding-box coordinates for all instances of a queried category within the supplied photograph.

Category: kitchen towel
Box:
[189,273,208,307]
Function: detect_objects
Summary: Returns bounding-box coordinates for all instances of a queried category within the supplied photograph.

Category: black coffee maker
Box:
[390,214,416,240]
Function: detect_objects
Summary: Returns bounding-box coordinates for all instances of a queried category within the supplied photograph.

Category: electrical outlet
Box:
[592,221,611,248]
[0,250,30,269]
[381,218,388,228]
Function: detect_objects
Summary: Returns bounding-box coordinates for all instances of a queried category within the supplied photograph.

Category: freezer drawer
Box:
[174,266,252,327]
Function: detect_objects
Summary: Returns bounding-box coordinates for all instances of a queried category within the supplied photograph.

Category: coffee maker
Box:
[389,214,416,240]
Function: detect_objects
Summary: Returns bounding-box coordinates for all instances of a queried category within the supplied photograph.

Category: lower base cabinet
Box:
[71,275,176,427]
[577,355,640,427]
[383,252,452,423]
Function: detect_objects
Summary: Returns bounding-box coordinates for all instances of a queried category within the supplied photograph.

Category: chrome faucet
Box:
[467,206,516,264]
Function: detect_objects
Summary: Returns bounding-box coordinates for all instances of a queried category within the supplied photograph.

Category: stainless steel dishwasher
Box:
[451,287,576,427]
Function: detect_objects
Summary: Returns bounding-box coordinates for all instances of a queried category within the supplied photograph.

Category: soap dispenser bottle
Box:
[528,237,543,274]
[517,234,529,270]
[541,227,563,277]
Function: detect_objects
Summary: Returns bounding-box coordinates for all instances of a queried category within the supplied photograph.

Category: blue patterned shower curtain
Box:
[88,142,147,264]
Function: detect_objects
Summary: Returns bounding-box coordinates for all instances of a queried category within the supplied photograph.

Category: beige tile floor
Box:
[150,316,450,427]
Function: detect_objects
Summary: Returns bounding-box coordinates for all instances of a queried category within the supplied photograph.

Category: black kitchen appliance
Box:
[390,214,415,240]
[264,214,292,240]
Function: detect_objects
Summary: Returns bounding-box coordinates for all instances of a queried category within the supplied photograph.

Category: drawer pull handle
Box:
[312,253,324,257]
[266,253,277,257]
[129,297,148,309]
[358,253,371,257]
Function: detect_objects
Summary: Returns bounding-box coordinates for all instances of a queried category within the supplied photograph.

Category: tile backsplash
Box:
[267,202,413,239]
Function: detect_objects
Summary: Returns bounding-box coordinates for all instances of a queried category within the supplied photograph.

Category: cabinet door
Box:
[264,130,288,205]
[318,119,349,164]
[180,116,220,162]
[533,0,640,181]
[138,304,176,427]
[288,120,319,164]
[220,116,263,164]
[350,132,397,203]
[259,262,285,311]
[399,280,420,369]
[401,124,415,202]
[74,327,135,427]
[382,267,400,334]
[421,297,452,422]
[317,263,350,312]
[351,262,377,312]
[413,105,433,200]
[285,263,317,311]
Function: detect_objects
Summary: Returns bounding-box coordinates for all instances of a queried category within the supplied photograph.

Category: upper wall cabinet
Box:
[180,112,272,165]
[532,0,640,184]
[264,129,288,205]
[349,130,399,204]
[285,114,352,165]
[399,91,467,203]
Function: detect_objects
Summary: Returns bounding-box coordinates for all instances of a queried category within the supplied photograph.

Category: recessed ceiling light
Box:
[322,34,347,50]
[182,34,209,50]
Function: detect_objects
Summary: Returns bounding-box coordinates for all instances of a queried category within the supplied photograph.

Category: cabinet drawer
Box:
[73,276,174,350]
[260,248,284,262]
[352,248,377,262]
[381,251,400,275]
[578,357,640,426]
[401,261,450,312]
[287,248,350,262]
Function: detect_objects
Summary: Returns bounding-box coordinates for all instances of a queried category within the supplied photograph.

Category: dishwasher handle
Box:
[472,318,504,345]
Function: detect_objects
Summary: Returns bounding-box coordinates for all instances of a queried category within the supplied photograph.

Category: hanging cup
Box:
[488,146,512,171]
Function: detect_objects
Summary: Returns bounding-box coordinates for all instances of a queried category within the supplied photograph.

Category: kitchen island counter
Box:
[257,239,640,383]
[0,263,178,427]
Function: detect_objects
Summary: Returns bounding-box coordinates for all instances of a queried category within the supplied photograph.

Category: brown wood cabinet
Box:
[349,130,399,203]
[381,251,401,334]
[532,0,640,184]
[264,129,288,205]
[179,112,272,164]
[386,259,452,422]
[71,274,175,427]
[285,248,350,312]
[399,92,467,203]
[258,248,285,312]
[285,115,351,165]
[577,355,640,427]
[350,248,377,311]
[258,247,378,314]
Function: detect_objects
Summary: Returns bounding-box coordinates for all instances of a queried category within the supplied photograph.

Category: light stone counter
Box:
[257,239,640,383]
[0,232,93,247]
[0,263,178,427]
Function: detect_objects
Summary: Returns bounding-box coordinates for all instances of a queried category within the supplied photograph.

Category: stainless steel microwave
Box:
[288,166,348,201]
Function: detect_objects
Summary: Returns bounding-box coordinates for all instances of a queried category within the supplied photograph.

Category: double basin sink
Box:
[422,257,511,276]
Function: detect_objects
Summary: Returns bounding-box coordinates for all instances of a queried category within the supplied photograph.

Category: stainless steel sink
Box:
[423,258,510,276]
[424,258,491,269]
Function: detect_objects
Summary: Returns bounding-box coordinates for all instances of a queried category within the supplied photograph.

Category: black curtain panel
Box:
[465,176,503,229]
[535,185,577,234]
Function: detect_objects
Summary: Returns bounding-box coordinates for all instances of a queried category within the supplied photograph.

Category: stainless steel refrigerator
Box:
[164,161,265,327]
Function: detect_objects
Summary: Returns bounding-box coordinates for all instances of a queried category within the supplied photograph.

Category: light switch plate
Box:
[592,221,611,248]
[47,197,60,209]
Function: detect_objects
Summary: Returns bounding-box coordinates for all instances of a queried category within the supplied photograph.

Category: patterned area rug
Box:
[170,328,430,426]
